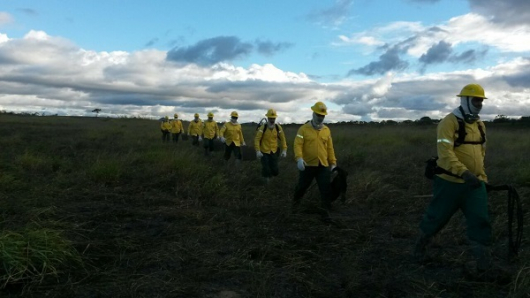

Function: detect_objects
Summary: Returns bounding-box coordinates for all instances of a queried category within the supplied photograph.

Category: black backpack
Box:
[425,116,485,179]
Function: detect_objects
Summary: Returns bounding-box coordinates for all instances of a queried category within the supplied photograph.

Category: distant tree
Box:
[417,116,433,125]
[92,108,102,117]
[493,114,509,123]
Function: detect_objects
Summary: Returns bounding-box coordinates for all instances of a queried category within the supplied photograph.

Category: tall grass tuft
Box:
[0,228,83,287]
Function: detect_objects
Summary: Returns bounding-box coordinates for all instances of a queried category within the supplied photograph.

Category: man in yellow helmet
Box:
[187,113,203,146]
[202,112,220,156]
[170,113,184,143]
[160,116,172,143]
[220,111,246,164]
[293,101,337,222]
[415,83,492,272]
[254,109,288,184]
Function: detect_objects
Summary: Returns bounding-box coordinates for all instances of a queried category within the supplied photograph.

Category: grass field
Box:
[0,114,529,298]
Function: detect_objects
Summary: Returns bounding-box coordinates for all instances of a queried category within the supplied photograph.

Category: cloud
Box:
[419,41,453,65]
[255,40,293,56]
[347,46,409,76]
[17,8,38,16]
[469,0,530,26]
[306,0,353,27]
[0,12,14,25]
[144,38,159,47]
[166,36,253,66]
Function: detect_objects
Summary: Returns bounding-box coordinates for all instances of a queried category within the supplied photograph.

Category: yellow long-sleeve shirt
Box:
[254,124,287,154]
[436,113,487,183]
[160,121,171,131]
[170,120,184,133]
[294,122,336,167]
[187,120,203,136]
[220,121,245,146]
[203,120,220,139]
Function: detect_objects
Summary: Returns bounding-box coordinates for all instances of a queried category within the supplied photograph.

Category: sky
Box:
[0,0,529,123]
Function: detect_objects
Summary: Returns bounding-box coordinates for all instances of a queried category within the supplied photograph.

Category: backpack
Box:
[424,116,485,179]
[256,118,282,155]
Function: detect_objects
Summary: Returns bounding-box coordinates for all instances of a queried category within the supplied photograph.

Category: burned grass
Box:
[0,114,529,297]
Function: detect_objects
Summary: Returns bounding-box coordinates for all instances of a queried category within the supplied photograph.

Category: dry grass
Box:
[0,114,528,298]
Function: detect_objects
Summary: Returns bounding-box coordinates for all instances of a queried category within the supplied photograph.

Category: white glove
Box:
[256,151,263,159]
[242,142,246,146]
[198,136,203,142]
[280,150,287,158]
[330,164,337,171]
[297,158,306,171]
[220,137,226,143]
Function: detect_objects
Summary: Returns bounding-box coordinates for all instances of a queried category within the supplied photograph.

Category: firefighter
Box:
[187,113,203,146]
[414,83,493,273]
[202,112,220,156]
[292,101,337,222]
[170,113,184,143]
[254,109,287,184]
[220,111,246,165]
[160,116,171,143]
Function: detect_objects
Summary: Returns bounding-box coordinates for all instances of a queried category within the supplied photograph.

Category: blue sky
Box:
[1,0,529,123]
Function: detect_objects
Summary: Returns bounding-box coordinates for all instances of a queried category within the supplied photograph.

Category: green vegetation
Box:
[0,113,528,297]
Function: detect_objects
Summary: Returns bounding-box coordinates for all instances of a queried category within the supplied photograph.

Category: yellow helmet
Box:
[207,112,214,118]
[265,109,277,118]
[174,113,178,118]
[230,111,239,118]
[311,101,328,115]
[457,84,487,99]
[194,113,199,117]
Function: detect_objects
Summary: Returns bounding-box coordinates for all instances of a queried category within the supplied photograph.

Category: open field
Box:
[1,114,529,298]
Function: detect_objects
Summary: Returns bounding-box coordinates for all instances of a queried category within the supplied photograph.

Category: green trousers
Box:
[419,176,492,246]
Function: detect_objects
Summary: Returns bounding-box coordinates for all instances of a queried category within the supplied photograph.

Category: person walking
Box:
[202,112,220,156]
[220,111,246,165]
[292,101,337,222]
[170,113,184,143]
[414,83,492,273]
[160,116,171,143]
[187,113,203,146]
[254,109,288,184]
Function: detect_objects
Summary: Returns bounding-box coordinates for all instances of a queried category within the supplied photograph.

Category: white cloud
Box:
[0,12,14,25]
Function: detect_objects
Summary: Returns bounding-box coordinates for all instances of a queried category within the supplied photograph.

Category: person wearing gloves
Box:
[254,109,288,184]
[414,84,493,274]
[160,116,172,143]
[170,113,184,143]
[220,111,246,164]
[187,113,203,146]
[292,101,337,222]
[202,112,220,156]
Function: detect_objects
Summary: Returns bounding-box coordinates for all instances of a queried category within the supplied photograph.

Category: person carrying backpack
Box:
[160,116,171,143]
[220,111,246,165]
[187,113,203,146]
[202,112,220,156]
[292,101,337,222]
[254,109,288,184]
[414,83,492,273]
[170,113,184,143]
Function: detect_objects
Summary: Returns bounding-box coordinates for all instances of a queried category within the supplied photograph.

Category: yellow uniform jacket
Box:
[294,122,336,167]
[170,120,183,133]
[436,113,487,183]
[220,122,245,146]
[160,121,171,131]
[254,124,287,154]
[187,120,203,136]
[203,120,220,139]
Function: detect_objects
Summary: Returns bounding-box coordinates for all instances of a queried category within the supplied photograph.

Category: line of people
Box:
[159,102,338,222]
[159,84,502,277]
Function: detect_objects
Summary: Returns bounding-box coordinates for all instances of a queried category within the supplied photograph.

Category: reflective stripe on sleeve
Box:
[437,138,452,144]
[296,134,304,139]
